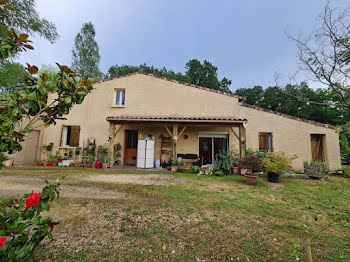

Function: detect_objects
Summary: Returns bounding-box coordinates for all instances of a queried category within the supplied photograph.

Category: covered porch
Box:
[106,115,247,168]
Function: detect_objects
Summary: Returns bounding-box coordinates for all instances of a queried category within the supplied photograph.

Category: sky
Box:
[17,0,348,92]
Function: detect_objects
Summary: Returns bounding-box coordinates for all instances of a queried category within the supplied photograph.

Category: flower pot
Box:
[34,161,39,166]
[245,173,258,185]
[232,167,239,174]
[95,160,102,168]
[200,167,206,172]
[182,168,191,173]
[52,161,58,166]
[102,163,108,169]
[240,168,247,175]
[171,165,179,172]
[47,162,53,166]
[268,172,280,183]
[42,161,48,166]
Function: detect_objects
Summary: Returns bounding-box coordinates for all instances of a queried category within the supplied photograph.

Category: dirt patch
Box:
[86,174,173,185]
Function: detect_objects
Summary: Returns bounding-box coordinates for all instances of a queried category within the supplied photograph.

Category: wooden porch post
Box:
[172,123,178,159]
[108,122,115,167]
[239,123,246,159]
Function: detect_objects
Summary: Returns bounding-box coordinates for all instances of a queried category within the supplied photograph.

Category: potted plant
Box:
[303,161,328,180]
[239,155,262,185]
[99,154,108,169]
[213,150,236,175]
[47,154,55,166]
[171,159,182,172]
[83,156,95,167]
[192,165,201,174]
[34,159,40,166]
[262,152,297,183]
[182,162,192,173]
[42,142,54,152]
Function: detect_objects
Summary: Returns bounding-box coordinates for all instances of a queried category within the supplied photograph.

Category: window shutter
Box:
[60,126,65,146]
[270,133,274,152]
[258,133,266,151]
[69,126,80,147]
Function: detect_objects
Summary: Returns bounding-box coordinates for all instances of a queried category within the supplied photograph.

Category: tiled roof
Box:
[94,71,244,100]
[107,115,247,123]
[240,103,333,129]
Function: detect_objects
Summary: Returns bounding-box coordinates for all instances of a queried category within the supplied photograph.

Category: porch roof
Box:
[106,115,247,124]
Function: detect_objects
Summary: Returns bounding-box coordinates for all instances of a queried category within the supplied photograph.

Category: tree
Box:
[72,22,102,81]
[0,1,92,259]
[0,61,25,92]
[234,83,350,126]
[106,60,232,92]
[0,0,59,43]
[290,1,350,111]
[185,59,232,92]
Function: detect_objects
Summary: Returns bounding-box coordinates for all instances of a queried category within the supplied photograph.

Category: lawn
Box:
[1,167,349,262]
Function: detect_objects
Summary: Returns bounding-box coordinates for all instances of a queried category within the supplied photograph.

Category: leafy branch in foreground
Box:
[0,179,60,261]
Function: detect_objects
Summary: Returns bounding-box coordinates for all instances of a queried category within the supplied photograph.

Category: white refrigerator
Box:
[137,138,155,168]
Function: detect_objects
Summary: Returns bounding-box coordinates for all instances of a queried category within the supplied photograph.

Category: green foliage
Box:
[303,161,328,170]
[191,165,200,174]
[0,0,59,43]
[262,152,297,174]
[71,22,102,81]
[235,82,350,126]
[340,123,350,165]
[171,159,182,167]
[341,166,350,178]
[105,59,232,93]
[213,149,239,172]
[185,59,232,92]
[0,179,60,261]
[98,154,107,163]
[83,155,95,164]
[0,61,25,93]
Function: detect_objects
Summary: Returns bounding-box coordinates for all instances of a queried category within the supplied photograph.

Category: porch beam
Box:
[114,124,123,136]
[229,126,240,141]
[178,126,187,138]
[172,123,178,159]
[108,122,115,168]
[239,124,246,158]
[164,125,173,137]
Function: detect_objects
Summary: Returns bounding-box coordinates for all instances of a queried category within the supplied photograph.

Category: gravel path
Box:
[0,173,175,199]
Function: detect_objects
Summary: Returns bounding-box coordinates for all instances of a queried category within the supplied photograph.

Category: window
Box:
[259,132,273,152]
[61,126,80,147]
[115,90,125,106]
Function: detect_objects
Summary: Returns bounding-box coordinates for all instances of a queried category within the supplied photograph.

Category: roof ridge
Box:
[94,71,244,100]
[240,103,334,129]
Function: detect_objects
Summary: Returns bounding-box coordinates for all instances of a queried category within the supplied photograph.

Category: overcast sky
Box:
[17,0,348,91]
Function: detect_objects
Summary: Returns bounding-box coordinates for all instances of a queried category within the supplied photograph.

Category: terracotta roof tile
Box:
[107,115,247,122]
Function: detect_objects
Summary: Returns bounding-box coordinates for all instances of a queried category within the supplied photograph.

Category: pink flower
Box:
[0,236,6,249]
[25,191,41,209]
[96,212,99,215]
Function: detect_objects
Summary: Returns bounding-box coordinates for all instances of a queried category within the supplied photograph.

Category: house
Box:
[13,72,341,171]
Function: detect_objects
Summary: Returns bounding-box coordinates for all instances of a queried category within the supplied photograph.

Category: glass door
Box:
[199,133,228,165]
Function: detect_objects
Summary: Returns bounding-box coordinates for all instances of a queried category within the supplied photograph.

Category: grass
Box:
[1,167,350,261]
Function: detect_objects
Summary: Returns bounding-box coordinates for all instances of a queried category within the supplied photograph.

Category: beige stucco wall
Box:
[39,73,341,171]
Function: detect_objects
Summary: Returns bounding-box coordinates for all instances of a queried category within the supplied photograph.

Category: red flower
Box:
[25,191,41,209]
[0,236,6,249]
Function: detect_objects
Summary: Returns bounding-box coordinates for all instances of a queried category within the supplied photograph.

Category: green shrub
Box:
[192,165,200,174]
[303,161,328,170]
[262,152,297,174]
[0,180,60,261]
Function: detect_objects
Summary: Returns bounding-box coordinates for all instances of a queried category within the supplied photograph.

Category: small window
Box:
[61,126,80,147]
[115,90,125,106]
[259,132,273,152]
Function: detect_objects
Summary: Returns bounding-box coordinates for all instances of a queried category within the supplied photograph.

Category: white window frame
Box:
[114,89,125,107]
